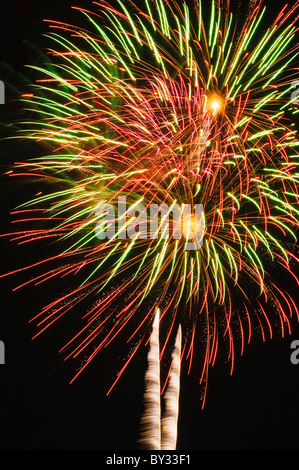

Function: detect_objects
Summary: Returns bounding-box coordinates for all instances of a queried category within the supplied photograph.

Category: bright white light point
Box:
[206,93,224,116]
[211,99,221,112]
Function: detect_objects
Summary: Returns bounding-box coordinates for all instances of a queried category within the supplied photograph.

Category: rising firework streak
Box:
[139,309,182,450]
[139,309,161,450]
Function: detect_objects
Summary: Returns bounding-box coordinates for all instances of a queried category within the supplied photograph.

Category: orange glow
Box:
[182,214,203,240]
[206,92,225,116]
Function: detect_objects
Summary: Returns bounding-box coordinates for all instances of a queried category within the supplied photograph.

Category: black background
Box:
[0,0,299,455]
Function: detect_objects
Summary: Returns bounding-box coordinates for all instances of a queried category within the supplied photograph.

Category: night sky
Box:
[0,0,299,456]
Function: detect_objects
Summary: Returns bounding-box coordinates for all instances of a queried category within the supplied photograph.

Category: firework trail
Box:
[139,308,182,450]
[1,0,299,409]
[139,308,161,450]
[161,324,182,450]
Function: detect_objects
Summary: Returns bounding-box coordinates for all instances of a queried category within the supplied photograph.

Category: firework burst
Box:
[2,0,299,408]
